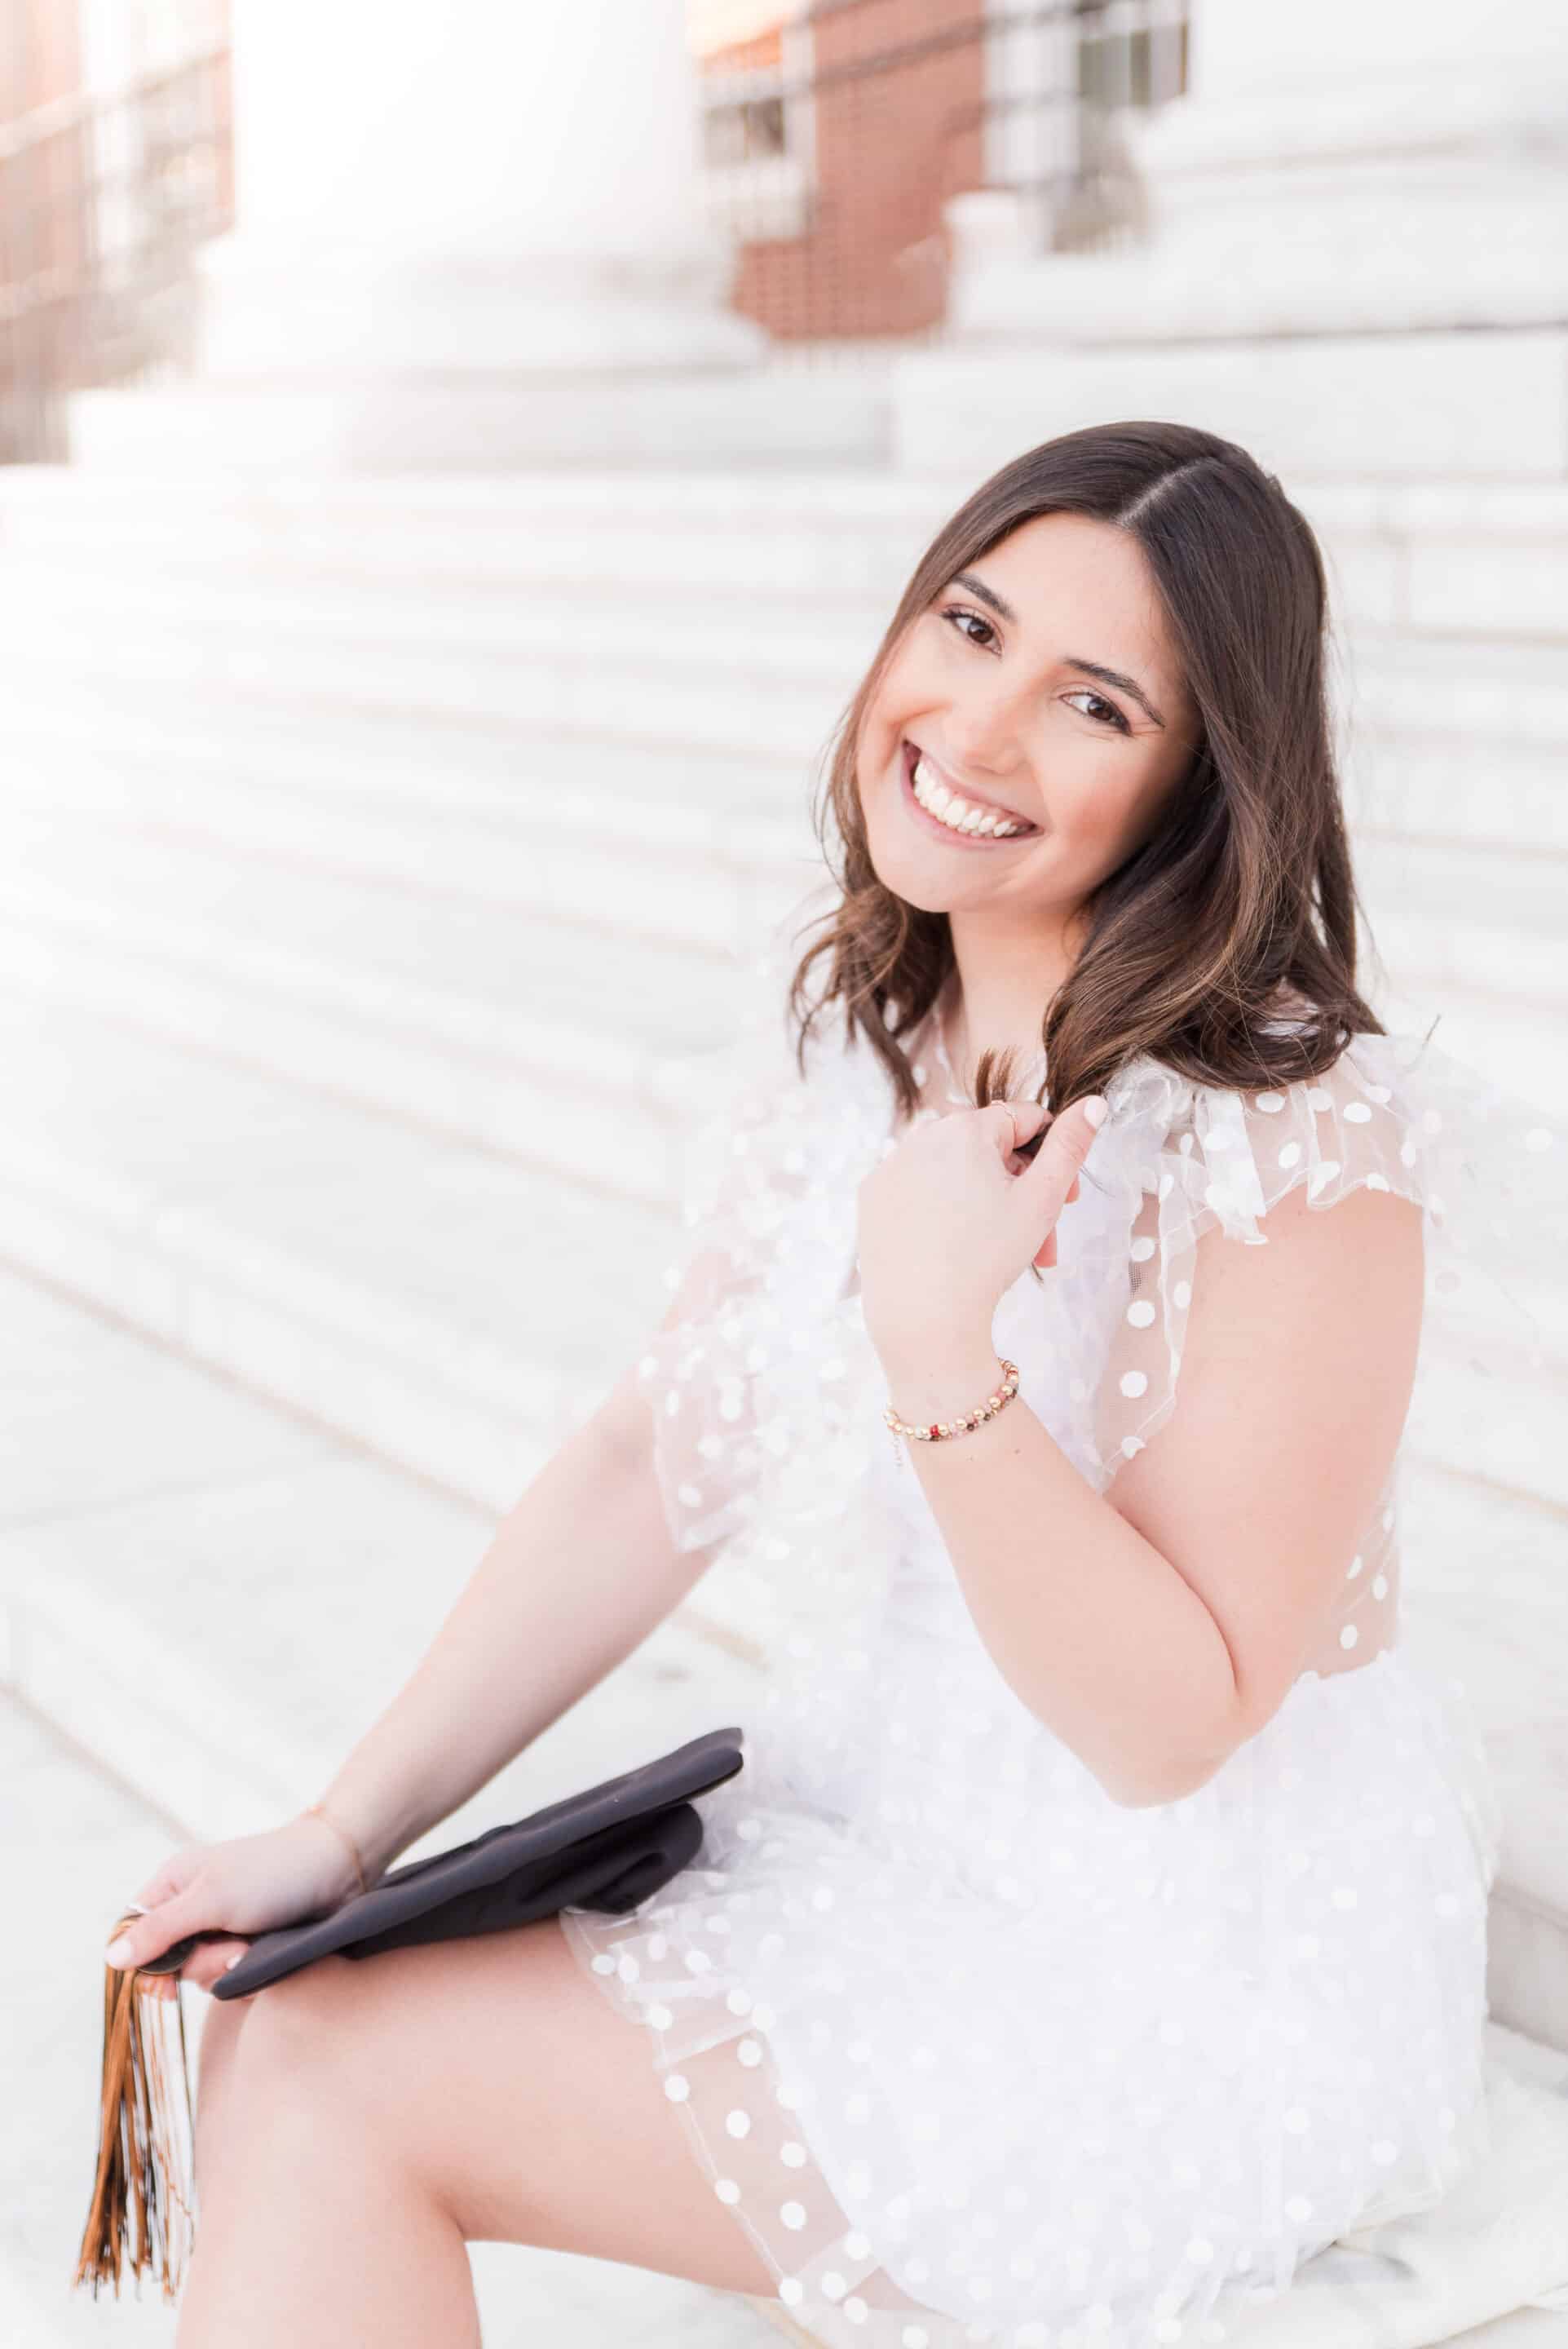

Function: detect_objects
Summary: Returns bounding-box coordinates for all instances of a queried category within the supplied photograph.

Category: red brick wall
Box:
[718,0,988,343]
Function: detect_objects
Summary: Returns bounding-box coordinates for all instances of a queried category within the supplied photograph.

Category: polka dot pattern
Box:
[554,956,1551,2348]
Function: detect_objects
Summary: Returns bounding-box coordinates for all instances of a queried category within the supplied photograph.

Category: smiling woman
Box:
[785,421,1348,1130]
[875,515,1196,879]
[127,419,1562,2349]
[554,421,1562,2349]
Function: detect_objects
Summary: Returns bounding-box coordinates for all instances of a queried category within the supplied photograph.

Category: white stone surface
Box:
[912,0,1568,484]
[934,0,1568,432]
[892,330,1568,484]
[0,997,681,1506]
[67,366,894,476]
[205,0,762,369]
[65,5,925,474]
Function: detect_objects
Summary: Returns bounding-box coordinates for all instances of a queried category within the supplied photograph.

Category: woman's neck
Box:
[942,912,1083,1086]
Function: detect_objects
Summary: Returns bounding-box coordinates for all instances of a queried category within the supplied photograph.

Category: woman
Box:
[108,421,1557,2349]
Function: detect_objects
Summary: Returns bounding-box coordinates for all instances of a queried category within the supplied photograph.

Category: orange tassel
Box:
[73,1908,199,2302]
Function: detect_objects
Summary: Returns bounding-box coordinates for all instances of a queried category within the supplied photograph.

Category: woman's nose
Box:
[943,700,1027,775]
[940,686,1030,777]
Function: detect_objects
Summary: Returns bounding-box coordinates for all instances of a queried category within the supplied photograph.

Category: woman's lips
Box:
[899,741,1041,848]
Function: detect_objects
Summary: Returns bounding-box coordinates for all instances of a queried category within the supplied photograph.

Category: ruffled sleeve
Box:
[630,973,802,1559]
[1050,1025,1563,1508]
[629,934,893,1576]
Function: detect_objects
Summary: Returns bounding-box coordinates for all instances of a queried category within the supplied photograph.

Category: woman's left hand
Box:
[855,1093,1107,1364]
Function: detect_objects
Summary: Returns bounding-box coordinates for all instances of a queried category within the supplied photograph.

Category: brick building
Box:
[689,0,1190,344]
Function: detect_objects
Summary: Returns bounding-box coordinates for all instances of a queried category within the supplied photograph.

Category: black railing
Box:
[0,46,232,462]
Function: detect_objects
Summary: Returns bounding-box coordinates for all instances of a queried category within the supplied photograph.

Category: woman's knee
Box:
[210,1957,376,2121]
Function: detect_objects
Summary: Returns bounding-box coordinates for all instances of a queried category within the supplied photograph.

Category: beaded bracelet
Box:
[298,1800,370,1896]
[883,1356,1021,1466]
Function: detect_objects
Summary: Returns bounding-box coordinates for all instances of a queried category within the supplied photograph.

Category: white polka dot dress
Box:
[558,972,1561,2349]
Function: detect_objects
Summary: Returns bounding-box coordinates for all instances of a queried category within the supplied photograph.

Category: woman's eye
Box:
[939,604,997,651]
[1063,688,1130,734]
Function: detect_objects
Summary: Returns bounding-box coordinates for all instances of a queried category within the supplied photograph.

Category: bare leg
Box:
[174,1915,775,2348]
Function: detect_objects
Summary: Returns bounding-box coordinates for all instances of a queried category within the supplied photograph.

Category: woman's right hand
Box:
[104,1815,369,1997]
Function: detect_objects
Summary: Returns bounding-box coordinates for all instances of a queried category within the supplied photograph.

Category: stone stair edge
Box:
[0,1135,657,1515]
[0,681,815,802]
[5,818,1565,1059]
[11,564,1568,700]
[0,997,1559,1472]
[0,928,747,1189]
[0,1462,765,1854]
[0,561,879,672]
[7,463,1568,537]
[0,535,906,615]
[0,821,797,1006]
[0,1122,663,1402]
[10,688,1568,874]
[24,758,1563,930]
[0,711,813,858]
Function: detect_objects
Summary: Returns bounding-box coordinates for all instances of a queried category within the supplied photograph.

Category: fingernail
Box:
[1084,1096,1108,1129]
[224,1954,242,1971]
[104,1935,133,1967]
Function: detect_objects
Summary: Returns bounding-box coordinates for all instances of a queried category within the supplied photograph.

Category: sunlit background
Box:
[2,3,1566,2341]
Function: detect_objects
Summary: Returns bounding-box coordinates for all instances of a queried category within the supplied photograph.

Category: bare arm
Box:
[311,1363,718,1881]
[877,1181,1424,1808]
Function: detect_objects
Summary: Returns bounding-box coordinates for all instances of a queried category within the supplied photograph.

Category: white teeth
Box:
[912,753,1030,838]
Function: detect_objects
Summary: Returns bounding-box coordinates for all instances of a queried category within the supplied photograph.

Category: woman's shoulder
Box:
[1098,1011,1560,1306]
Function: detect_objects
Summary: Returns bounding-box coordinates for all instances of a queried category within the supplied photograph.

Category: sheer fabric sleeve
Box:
[1054,1027,1563,1506]
[629,927,893,1577]
[630,967,807,1560]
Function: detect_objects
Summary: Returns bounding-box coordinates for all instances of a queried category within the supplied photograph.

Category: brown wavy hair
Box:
[783,419,1389,1133]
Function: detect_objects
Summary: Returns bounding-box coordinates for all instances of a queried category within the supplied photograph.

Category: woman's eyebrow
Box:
[948,572,1168,729]
[1066,656,1167,730]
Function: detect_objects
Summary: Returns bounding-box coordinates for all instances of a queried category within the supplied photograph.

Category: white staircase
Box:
[0,459,1563,2086]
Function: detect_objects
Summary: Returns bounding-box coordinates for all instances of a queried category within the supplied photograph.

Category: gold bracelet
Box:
[298,1801,370,1896]
[883,1356,1021,1464]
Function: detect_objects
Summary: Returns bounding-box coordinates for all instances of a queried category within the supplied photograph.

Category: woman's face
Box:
[855,510,1201,928]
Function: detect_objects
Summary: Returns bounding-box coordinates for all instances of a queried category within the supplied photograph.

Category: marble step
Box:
[0,944,1561,1564]
[0,814,798,1191]
[1352,834,1568,1015]
[1398,1465,1568,2057]
[68,360,895,475]
[0,560,877,766]
[7,643,1568,878]
[0,782,1560,1174]
[1339,631,1568,759]
[1349,731,1568,860]
[1,727,1550,995]
[0,1262,761,1856]
[0,993,691,1514]
[0,713,1559,1136]
[8,545,1568,778]
[0,697,816,971]
[4,467,1568,643]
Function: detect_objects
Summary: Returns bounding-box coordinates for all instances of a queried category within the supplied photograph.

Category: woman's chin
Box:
[864,836,956,914]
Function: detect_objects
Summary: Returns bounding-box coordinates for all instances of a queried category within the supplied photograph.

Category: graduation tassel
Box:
[73,1907,199,2302]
